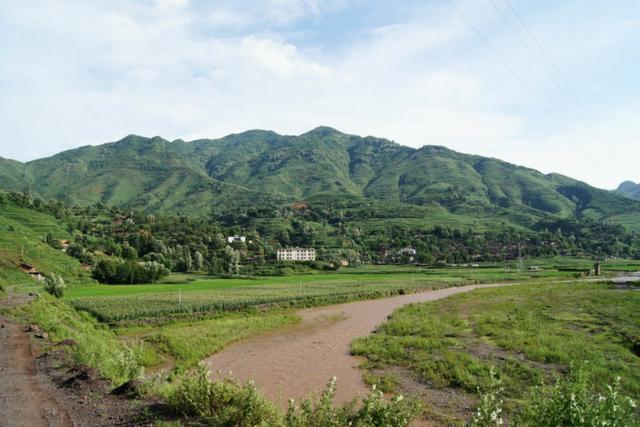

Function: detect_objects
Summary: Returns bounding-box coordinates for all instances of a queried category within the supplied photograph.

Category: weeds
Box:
[44,274,66,298]
[164,366,419,426]
[472,367,504,426]
[517,366,637,426]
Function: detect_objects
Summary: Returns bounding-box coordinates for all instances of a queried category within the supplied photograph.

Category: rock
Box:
[110,380,143,398]
[57,339,77,347]
[24,323,49,340]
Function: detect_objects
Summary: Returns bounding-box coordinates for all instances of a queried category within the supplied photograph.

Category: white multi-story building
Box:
[277,247,316,261]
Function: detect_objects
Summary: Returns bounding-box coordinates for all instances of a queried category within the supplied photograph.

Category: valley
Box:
[1,130,639,425]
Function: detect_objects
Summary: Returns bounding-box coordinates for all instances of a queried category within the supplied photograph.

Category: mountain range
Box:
[1,127,639,230]
[616,181,640,201]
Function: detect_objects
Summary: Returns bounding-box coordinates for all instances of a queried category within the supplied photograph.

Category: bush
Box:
[471,367,504,427]
[165,368,419,427]
[284,377,419,426]
[92,259,169,284]
[165,364,280,426]
[517,366,637,426]
[44,274,66,298]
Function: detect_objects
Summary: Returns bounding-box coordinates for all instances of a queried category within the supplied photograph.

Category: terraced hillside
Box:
[0,202,91,289]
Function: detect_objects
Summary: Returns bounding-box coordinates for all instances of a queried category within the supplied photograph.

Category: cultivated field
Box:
[63,259,640,323]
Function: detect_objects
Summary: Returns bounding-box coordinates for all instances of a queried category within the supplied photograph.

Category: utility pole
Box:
[517,245,525,273]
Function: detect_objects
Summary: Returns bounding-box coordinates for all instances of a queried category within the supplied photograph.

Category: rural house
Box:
[227,235,246,244]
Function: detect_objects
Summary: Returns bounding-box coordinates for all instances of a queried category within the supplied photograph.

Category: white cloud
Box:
[0,0,638,189]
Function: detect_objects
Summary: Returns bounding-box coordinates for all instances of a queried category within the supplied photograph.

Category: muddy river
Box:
[204,283,514,407]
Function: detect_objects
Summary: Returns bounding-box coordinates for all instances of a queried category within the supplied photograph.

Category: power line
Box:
[488,0,598,134]
[446,0,568,133]
[502,0,598,129]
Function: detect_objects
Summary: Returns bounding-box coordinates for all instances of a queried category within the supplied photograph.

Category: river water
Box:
[204,283,514,408]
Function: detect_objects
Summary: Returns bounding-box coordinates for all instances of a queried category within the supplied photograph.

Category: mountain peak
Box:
[615,181,640,201]
[301,126,343,138]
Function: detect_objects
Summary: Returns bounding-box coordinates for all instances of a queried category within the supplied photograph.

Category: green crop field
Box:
[64,259,640,323]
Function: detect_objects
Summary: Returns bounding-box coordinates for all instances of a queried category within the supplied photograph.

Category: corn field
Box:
[70,279,460,322]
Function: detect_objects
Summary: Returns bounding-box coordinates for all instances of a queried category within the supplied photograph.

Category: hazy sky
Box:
[0,0,638,189]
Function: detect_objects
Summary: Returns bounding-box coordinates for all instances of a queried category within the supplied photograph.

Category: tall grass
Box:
[163,365,419,426]
[10,294,142,385]
[353,282,640,422]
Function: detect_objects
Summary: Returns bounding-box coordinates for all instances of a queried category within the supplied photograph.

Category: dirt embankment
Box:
[0,291,163,426]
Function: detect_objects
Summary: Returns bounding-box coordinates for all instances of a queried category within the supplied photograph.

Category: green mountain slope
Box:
[0,157,31,192]
[0,199,91,288]
[616,181,640,201]
[1,128,639,228]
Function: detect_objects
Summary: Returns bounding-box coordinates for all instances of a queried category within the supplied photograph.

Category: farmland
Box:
[63,258,640,323]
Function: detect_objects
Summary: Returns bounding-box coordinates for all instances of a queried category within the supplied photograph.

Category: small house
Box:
[227,235,246,244]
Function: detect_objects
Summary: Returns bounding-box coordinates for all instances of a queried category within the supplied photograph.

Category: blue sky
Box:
[0,0,638,189]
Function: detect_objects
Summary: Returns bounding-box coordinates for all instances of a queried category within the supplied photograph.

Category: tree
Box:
[222,246,240,275]
[193,251,204,271]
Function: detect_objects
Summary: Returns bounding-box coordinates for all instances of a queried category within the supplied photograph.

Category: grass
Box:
[120,311,299,372]
[351,282,640,423]
[70,280,459,322]
[607,212,640,232]
[0,205,91,287]
[63,259,640,323]
[5,294,140,385]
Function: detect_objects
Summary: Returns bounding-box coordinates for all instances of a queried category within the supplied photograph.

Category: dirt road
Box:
[205,283,516,408]
[0,292,72,427]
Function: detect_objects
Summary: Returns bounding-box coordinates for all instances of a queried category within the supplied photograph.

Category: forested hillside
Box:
[1,128,639,229]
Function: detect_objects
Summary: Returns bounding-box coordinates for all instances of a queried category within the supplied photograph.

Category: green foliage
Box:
[517,366,637,426]
[71,278,458,322]
[44,273,66,298]
[284,377,419,427]
[10,294,142,385]
[472,367,504,427]
[2,129,639,226]
[164,364,281,425]
[0,201,91,287]
[92,258,169,284]
[353,282,640,422]
[164,367,418,427]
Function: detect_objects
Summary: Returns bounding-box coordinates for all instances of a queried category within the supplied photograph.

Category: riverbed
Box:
[204,283,515,407]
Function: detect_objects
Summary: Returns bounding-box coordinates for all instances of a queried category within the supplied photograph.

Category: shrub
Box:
[92,258,169,284]
[471,367,504,427]
[284,377,419,427]
[44,274,66,298]
[165,364,280,426]
[517,366,637,426]
[165,368,419,427]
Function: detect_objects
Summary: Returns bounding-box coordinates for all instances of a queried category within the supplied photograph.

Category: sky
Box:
[0,0,638,190]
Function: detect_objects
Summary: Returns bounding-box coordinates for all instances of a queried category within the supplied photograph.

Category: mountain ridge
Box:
[1,128,639,229]
[616,181,640,201]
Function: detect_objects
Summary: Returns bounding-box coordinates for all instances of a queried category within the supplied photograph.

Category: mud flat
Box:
[205,283,515,407]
